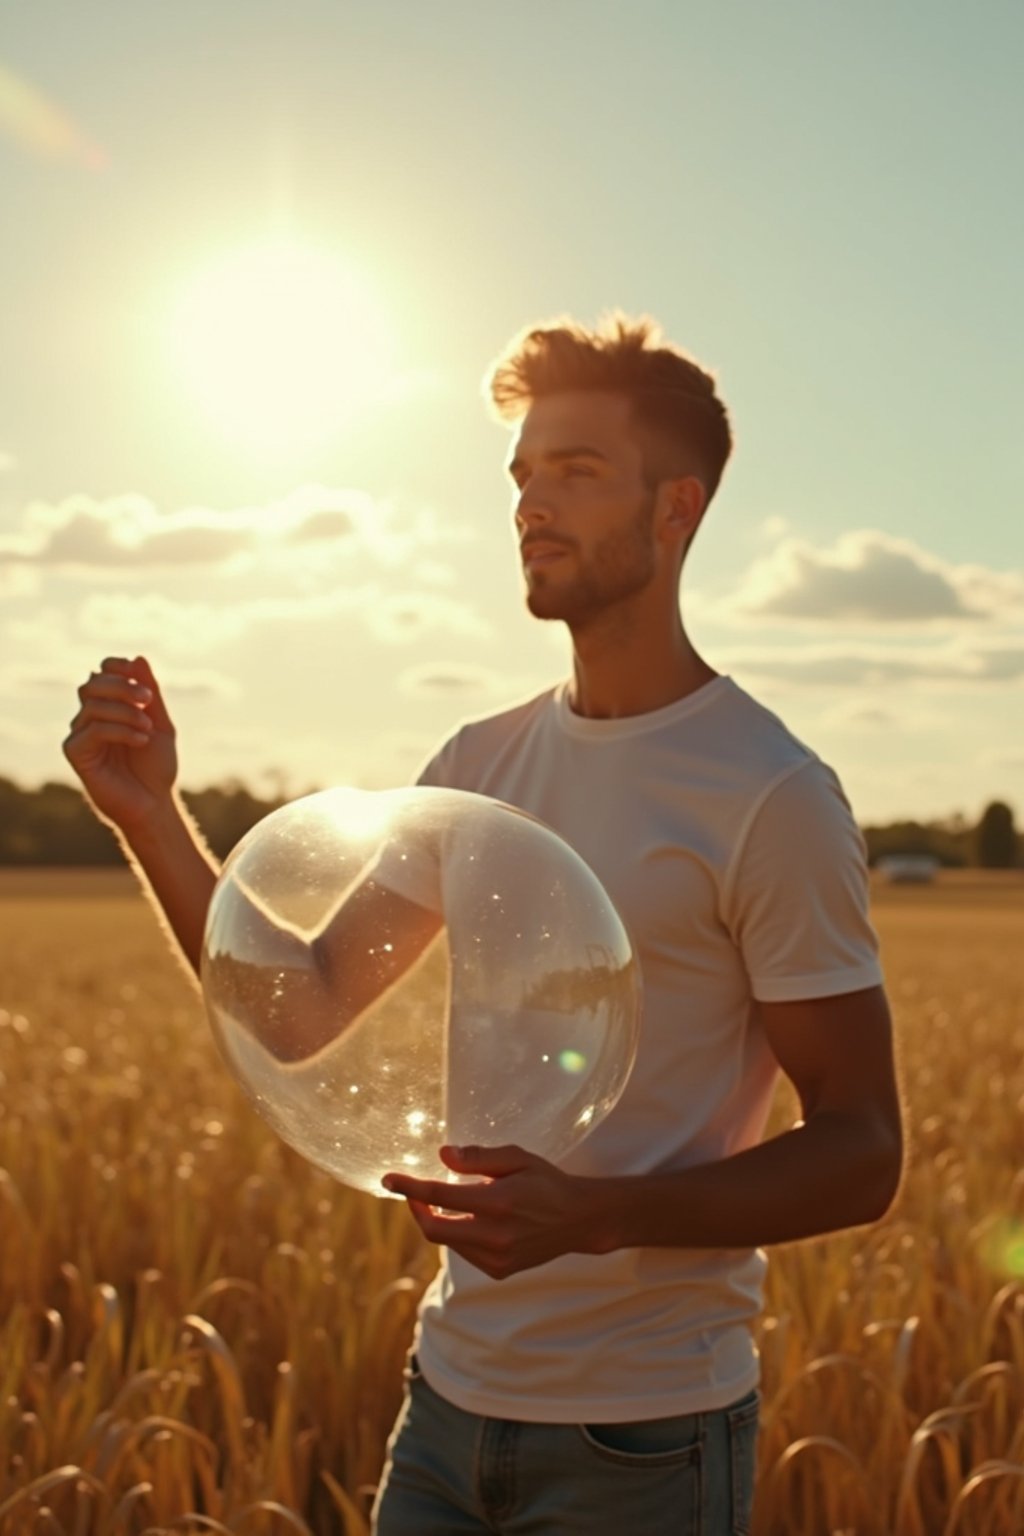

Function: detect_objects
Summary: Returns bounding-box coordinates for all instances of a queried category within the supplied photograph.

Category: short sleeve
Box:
[724,758,883,1003]
[413,727,463,790]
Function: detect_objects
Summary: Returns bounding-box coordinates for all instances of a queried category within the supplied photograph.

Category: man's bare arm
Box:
[66,657,443,1061]
[210,876,443,1062]
[383,985,904,1278]
[592,984,903,1250]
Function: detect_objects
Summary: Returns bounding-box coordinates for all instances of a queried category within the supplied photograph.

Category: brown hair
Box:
[487,313,733,503]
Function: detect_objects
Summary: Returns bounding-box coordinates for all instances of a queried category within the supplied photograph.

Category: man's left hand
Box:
[382,1145,608,1279]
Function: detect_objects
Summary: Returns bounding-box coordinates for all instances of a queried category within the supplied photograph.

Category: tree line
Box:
[0,777,1019,870]
[0,778,287,866]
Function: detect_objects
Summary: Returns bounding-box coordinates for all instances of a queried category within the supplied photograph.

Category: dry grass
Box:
[1,869,1022,1533]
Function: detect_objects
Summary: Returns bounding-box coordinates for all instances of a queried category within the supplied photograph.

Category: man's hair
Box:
[487,313,733,503]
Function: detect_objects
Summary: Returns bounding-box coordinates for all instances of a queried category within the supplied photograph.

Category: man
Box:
[65,315,903,1535]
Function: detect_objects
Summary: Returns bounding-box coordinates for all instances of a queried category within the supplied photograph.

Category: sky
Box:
[1,0,1022,823]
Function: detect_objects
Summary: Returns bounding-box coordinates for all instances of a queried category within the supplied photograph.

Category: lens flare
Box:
[981,1217,1024,1279]
[0,61,107,170]
[559,1049,588,1075]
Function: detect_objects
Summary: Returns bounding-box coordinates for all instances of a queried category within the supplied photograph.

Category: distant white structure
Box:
[876,854,940,885]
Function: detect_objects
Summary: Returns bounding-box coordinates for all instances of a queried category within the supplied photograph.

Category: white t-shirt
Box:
[410,674,883,1422]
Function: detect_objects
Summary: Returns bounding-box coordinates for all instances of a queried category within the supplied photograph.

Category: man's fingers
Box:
[382,1172,490,1213]
[65,719,151,756]
[79,668,153,709]
[126,655,174,732]
[440,1143,537,1177]
[405,1201,516,1278]
[70,698,154,735]
[78,676,146,705]
[405,1198,466,1245]
[93,655,172,730]
[74,657,173,739]
[96,655,151,693]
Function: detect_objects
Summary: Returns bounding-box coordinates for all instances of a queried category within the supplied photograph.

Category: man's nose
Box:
[514,481,554,531]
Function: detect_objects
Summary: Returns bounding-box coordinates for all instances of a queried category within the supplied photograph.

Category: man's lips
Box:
[521,541,571,569]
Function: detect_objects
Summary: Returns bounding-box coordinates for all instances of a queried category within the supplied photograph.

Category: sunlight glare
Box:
[170,238,398,461]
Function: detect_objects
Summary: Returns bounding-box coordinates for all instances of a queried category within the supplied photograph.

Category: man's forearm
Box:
[121,792,220,978]
[587,1111,902,1254]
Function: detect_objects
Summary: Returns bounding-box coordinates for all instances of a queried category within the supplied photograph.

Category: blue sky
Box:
[1,1,1021,821]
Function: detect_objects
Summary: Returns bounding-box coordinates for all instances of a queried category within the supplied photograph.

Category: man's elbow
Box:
[862,1120,904,1223]
[260,1003,346,1064]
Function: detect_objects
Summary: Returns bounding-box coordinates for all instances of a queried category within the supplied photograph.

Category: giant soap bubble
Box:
[201,787,640,1197]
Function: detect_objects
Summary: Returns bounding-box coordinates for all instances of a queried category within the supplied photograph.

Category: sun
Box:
[169,237,398,461]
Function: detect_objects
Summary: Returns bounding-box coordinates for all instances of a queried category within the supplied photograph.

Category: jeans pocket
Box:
[727,1389,760,1536]
[578,1411,703,1467]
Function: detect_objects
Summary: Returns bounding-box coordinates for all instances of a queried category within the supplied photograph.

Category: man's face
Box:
[507,391,659,628]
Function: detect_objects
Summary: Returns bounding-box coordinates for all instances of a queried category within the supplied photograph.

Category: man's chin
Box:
[525,587,571,622]
[524,568,611,626]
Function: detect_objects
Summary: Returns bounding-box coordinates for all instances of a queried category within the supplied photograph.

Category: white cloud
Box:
[821,699,901,729]
[398,662,529,697]
[731,529,1024,626]
[721,639,1024,690]
[283,508,356,545]
[76,583,491,655]
[0,485,453,574]
[0,657,235,704]
[156,668,239,700]
[367,592,492,644]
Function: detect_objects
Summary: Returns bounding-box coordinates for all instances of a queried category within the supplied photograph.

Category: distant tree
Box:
[975,801,1019,869]
[3,774,1016,871]
[0,776,121,864]
[0,776,35,862]
[182,780,285,859]
[33,780,123,864]
[862,819,968,869]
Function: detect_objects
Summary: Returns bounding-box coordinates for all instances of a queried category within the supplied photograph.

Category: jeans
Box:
[372,1357,759,1535]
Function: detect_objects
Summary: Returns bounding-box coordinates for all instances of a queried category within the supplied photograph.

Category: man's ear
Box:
[660,476,706,543]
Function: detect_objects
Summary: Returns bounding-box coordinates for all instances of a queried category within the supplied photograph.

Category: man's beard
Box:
[525,492,657,628]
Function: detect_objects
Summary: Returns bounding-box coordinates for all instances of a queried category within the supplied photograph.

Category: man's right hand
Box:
[64,655,178,833]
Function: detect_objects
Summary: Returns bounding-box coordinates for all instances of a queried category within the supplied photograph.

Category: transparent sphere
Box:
[201,786,641,1197]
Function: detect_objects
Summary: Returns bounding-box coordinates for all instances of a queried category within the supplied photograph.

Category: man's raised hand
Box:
[64,655,179,833]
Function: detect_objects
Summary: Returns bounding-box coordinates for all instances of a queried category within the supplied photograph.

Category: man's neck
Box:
[566,617,718,721]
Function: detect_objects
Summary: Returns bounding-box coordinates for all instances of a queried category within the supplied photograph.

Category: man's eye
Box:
[564,464,595,477]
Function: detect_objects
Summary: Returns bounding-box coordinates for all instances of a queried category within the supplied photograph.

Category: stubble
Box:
[525,492,658,630]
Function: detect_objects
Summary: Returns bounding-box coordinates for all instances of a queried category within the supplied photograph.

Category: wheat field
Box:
[1,867,1022,1535]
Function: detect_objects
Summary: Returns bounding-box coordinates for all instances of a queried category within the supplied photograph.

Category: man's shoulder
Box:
[713,682,861,855]
[694,676,821,789]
